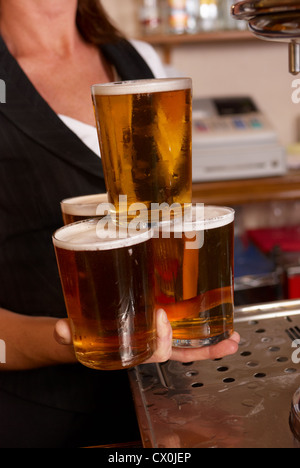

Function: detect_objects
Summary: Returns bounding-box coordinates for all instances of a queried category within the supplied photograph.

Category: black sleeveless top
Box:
[0,36,154,413]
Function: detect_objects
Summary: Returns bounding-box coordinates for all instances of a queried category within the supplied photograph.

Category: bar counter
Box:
[129,300,300,448]
[192,170,300,206]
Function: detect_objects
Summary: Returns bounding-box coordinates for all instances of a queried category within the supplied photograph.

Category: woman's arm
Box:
[0,308,76,371]
[0,306,238,371]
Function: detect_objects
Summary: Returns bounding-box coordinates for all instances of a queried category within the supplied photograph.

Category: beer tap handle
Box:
[289,42,300,76]
[232,1,300,75]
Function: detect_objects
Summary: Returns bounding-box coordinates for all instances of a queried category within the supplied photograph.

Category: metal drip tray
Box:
[129,300,300,448]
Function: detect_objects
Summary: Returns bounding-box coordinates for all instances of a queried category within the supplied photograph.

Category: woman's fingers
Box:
[170,331,240,363]
[143,309,173,364]
[145,309,240,364]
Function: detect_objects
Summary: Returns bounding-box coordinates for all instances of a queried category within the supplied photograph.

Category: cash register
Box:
[192,96,286,181]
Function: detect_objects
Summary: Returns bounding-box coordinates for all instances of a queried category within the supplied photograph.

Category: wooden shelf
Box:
[192,170,300,206]
[138,29,255,46]
[137,30,257,63]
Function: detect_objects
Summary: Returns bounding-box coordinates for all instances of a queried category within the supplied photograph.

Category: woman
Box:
[0,0,239,447]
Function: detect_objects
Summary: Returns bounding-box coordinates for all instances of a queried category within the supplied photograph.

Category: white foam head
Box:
[53,218,153,251]
[202,206,235,230]
[156,205,235,233]
[92,78,192,96]
[61,193,108,216]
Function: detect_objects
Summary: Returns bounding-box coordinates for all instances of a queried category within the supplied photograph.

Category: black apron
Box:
[0,35,154,447]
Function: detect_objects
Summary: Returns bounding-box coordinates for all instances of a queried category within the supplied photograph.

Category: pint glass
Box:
[60,193,108,225]
[53,219,156,370]
[91,78,192,222]
[152,205,235,348]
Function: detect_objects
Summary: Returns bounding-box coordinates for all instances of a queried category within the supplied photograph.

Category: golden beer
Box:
[53,219,156,370]
[61,193,108,225]
[92,78,192,222]
[152,206,235,347]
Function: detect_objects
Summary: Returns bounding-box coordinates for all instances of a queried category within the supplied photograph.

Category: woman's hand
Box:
[54,308,240,365]
[144,309,240,364]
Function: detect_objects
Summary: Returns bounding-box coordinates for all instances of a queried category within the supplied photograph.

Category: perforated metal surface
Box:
[129,300,300,448]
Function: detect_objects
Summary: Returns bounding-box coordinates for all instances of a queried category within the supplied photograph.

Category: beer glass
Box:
[53,218,156,370]
[61,193,108,225]
[152,205,235,348]
[91,78,192,223]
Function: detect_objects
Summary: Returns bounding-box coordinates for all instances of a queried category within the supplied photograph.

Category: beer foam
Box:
[156,205,234,233]
[92,78,192,96]
[61,193,108,216]
[203,206,235,230]
[53,218,153,251]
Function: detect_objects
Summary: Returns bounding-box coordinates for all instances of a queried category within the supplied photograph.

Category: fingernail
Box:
[160,309,169,324]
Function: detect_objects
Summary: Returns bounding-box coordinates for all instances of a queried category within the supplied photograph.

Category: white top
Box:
[58,114,101,155]
[58,40,168,158]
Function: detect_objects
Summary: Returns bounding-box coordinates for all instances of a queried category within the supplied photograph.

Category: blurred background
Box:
[102,0,298,147]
